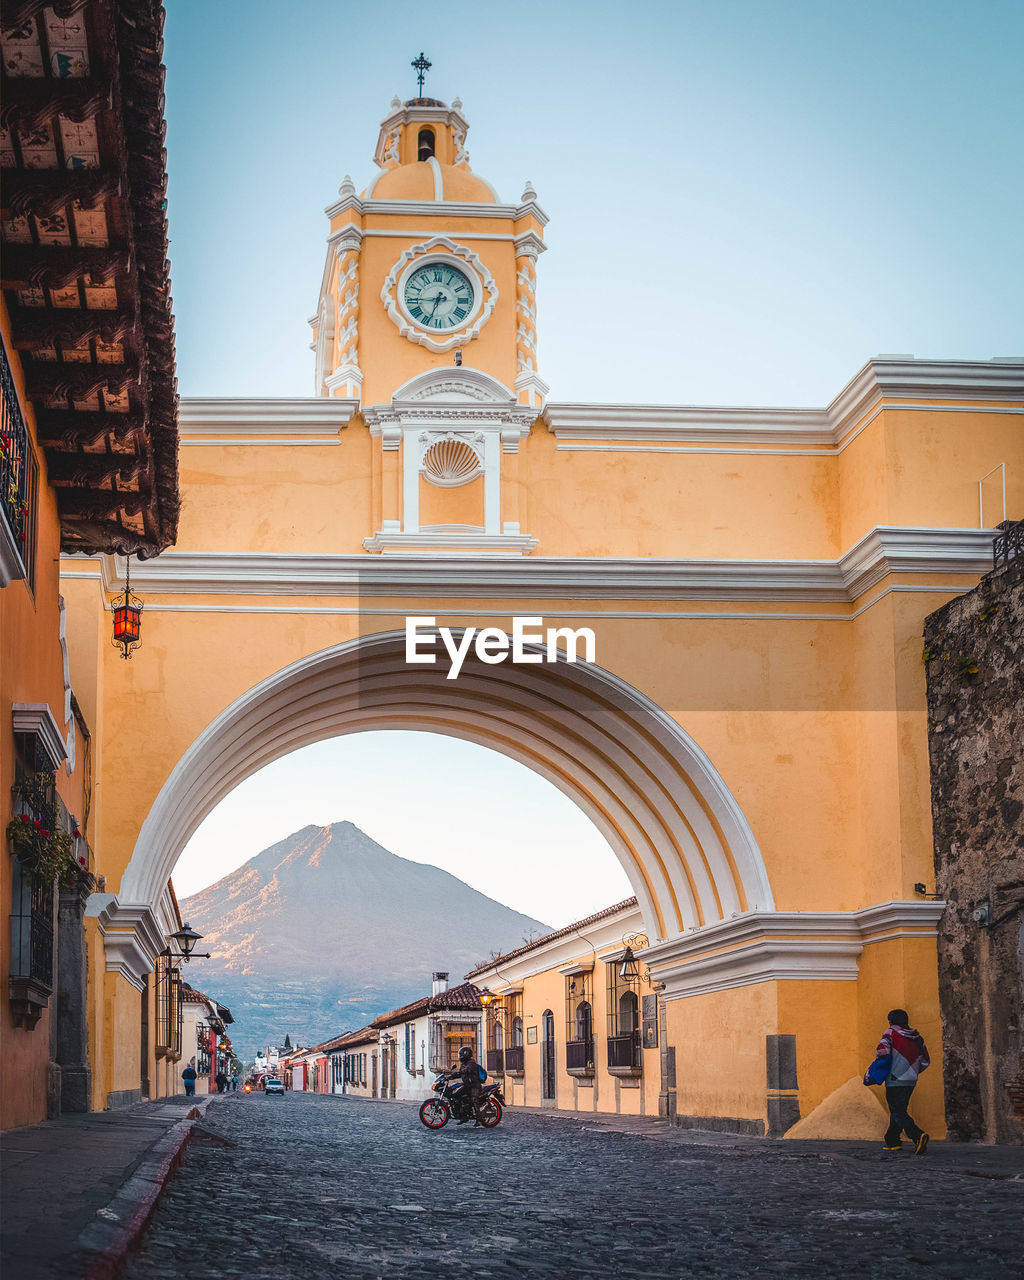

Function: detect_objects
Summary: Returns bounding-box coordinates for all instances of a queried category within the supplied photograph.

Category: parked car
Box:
[265,1077,285,1096]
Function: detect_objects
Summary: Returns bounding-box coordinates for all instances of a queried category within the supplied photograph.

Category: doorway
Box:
[541,1009,556,1105]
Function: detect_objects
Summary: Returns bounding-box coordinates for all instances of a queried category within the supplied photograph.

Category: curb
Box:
[76,1098,215,1279]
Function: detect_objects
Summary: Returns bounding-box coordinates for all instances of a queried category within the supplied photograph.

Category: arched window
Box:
[618,990,638,1036]
[417,128,435,161]
[575,1000,592,1044]
[511,1016,524,1048]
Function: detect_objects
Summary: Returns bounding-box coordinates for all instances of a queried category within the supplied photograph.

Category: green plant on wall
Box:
[6,771,92,888]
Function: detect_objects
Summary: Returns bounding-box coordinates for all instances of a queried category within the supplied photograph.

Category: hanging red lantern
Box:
[112,555,143,659]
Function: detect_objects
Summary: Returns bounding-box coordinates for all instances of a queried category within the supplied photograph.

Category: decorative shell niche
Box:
[418,432,486,530]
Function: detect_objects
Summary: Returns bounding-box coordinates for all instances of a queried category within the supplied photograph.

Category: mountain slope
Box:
[178,822,550,1055]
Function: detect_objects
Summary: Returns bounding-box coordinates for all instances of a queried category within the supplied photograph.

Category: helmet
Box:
[458,1046,473,1063]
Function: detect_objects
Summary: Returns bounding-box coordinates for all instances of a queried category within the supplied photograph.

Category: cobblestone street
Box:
[123,1093,1024,1280]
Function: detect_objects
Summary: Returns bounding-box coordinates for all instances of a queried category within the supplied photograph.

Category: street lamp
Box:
[618,932,651,984]
[163,922,211,962]
[478,988,495,1007]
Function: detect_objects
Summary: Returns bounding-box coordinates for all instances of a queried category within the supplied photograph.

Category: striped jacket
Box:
[877,1024,930,1085]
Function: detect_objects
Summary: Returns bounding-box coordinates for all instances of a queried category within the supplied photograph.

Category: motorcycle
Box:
[419,1072,505,1129]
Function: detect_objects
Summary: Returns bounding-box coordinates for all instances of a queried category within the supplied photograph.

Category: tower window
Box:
[417,128,435,161]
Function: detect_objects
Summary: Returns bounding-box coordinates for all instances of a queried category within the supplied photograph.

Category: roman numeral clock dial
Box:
[403,262,475,330]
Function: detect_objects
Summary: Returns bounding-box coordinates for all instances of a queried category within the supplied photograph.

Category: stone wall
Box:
[924,533,1024,1144]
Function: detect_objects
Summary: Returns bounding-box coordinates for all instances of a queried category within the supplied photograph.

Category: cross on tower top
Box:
[411,52,431,95]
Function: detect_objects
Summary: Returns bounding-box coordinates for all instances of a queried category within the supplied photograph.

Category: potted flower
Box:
[7,772,93,889]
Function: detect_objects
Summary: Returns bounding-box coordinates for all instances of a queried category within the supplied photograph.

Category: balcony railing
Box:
[565,1037,594,1075]
[504,1045,525,1074]
[485,1048,504,1074]
[993,519,1023,572]
[607,1033,642,1077]
[1,334,30,582]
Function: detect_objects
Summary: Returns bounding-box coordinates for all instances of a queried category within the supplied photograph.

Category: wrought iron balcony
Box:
[565,1037,594,1076]
[1,335,31,584]
[504,1046,525,1075]
[607,1032,642,1077]
[993,519,1023,572]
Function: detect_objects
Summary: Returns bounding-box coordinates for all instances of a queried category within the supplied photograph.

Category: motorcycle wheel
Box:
[478,1097,502,1127]
[419,1098,450,1129]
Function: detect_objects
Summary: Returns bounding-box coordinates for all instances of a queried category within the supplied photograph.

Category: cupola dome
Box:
[363,97,500,203]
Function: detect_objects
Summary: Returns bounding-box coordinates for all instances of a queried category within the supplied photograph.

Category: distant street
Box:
[124,1093,1024,1280]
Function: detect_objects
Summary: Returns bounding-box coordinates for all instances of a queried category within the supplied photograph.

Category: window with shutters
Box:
[405,1022,418,1074]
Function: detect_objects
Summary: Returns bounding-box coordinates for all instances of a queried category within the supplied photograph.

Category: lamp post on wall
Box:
[618,932,651,986]
[111,556,144,659]
[163,923,210,964]
[157,924,212,1094]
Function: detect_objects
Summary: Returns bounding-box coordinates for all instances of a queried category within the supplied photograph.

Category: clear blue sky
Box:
[164,0,1023,406]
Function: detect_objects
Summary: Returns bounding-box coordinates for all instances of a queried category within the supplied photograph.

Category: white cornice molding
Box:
[325,190,362,218]
[84,897,167,992]
[364,198,517,219]
[83,527,994,600]
[330,224,364,252]
[643,900,946,1001]
[179,399,359,436]
[326,193,522,220]
[839,526,997,598]
[545,403,834,444]
[513,230,547,258]
[363,367,537,434]
[12,702,67,768]
[829,358,1024,440]
[514,199,549,228]
[545,359,1024,446]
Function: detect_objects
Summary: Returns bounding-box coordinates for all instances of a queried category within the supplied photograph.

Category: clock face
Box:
[403,262,475,331]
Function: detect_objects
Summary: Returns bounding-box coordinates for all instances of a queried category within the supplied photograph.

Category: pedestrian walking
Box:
[182,1061,197,1097]
[215,1070,228,1094]
[231,1073,238,1092]
[864,1008,930,1152]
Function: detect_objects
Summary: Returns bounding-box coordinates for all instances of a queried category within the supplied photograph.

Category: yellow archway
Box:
[117,630,773,940]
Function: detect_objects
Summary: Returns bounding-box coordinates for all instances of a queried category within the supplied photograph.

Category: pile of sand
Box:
[784,1076,887,1140]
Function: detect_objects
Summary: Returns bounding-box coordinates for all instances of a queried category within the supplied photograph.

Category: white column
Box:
[483,431,501,534]
[402,429,420,533]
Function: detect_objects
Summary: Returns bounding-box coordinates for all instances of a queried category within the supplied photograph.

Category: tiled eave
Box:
[1,0,178,558]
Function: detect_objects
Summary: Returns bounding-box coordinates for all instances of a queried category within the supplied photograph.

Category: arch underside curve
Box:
[119,632,774,938]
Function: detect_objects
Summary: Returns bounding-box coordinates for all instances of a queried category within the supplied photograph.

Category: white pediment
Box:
[391,367,517,407]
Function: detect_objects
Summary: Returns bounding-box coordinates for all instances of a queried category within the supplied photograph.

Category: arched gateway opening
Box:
[117,630,773,941]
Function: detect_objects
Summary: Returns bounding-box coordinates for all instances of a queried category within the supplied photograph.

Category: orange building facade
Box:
[1,0,179,1128]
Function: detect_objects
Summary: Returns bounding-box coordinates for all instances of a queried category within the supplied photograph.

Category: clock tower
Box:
[311,88,548,553]
[311,92,548,410]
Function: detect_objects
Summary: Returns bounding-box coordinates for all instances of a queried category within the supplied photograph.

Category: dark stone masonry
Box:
[924,528,1024,1144]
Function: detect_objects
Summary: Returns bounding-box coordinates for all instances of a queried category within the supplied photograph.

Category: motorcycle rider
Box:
[446,1045,488,1126]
